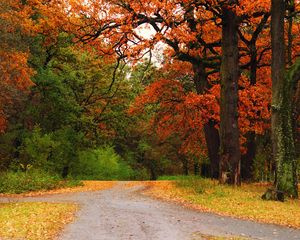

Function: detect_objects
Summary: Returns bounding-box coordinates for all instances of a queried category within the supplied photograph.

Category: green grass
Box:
[0,170,81,194]
[158,175,190,180]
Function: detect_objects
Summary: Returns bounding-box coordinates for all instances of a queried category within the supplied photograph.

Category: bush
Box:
[71,146,134,180]
[17,127,57,171]
[0,170,80,194]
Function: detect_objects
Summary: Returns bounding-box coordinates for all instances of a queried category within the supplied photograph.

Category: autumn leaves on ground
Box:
[0,179,300,240]
[142,178,300,228]
[0,181,113,240]
[0,181,115,240]
[0,202,77,240]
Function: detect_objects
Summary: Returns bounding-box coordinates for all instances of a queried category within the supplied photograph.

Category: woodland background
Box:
[0,0,299,198]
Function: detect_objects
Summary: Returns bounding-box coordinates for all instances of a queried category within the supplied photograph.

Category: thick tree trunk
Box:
[193,62,220,179]
[219,5,241,185]
[271,0,298,199]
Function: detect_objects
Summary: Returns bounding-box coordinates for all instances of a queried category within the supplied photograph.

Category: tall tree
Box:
[271,0,298,198]
[219,1,241,185]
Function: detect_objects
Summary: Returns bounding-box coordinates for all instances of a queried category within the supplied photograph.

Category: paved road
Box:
[1,182,300,240]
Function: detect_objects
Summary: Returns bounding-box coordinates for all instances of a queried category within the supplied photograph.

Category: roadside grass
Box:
[0,170,81,194]
[0,202,78,240]
[143,176,300,228]
[0,181,116,197]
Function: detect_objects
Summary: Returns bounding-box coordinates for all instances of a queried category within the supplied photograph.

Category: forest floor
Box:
[0,181,300,240]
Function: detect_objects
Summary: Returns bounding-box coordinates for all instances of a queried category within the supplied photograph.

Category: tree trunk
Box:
[219,5,241,185]
[204,120,220,178]
[149,161,157,180]
[194,161,200,175]
[293,80,300,152]
[180,154,189,175]
[287,0,294,66]
[249,43,257,86]
[62,166,69,179]
[271,0,298,198]
[241,132,256,181]
[193,62,220,179]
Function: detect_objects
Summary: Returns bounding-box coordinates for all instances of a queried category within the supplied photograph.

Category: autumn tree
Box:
[78,1,271,183]
[50,0,272,183]
[0,0,35,132]
[39,0,224,178]
[238,11,271,180]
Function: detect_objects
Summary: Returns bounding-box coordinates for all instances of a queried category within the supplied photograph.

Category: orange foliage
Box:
[130,71,271,155]
[129,79,219,157]
[1,0,299,153]
[0,0,37,132]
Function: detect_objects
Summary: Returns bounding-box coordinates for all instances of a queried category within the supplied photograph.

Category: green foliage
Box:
[29,68,80,131]
[1,30,218,185]
[50,128,85,173]
[253,151,273,182]
[12,127,85,174]
[0,125,25,170]
[0,170,80,194]
[18,127,56,170]
[137,140,152,153]
[71,146,134,180]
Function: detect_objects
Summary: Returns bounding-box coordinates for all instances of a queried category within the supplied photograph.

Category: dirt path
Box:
[1,182,300,240]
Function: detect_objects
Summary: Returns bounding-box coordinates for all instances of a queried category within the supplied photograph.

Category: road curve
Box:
[1,182,300,240]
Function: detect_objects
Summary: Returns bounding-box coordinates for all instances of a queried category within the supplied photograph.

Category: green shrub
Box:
[18,127,57,170]
[50,128,85,173]
[0,170,80,194]
[122,151,150,180]
[71,146,134,180]
[131,168,150,180]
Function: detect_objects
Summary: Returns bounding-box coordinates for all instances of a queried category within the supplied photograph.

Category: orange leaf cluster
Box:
[130,79,219,157]
[130,71,272,156]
